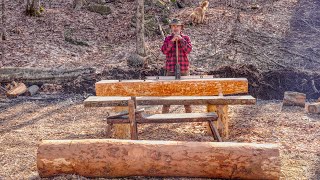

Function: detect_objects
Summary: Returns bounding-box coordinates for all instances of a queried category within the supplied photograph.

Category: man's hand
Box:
[171,35,183,42]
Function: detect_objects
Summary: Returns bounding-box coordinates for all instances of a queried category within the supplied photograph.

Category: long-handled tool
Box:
[175,40,181,79]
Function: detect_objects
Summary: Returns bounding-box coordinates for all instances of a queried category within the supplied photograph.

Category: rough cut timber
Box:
[283,91,306,107]
[307,102,320,114]
[95,78,248,96]
[37,139,280,179]
[6,82,27,98]
[84,95,256,107]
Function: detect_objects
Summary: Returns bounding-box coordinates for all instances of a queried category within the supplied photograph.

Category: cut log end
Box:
[307,102,320,114]
[6,82,27,98]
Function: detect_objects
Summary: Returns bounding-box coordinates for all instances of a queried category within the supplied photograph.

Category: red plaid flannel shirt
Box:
[161,33,192,72]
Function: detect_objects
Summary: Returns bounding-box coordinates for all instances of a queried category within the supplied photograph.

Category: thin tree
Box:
[136,0,146,57]
[1,0,6,40]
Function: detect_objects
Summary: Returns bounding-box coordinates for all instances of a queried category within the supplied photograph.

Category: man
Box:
[161,18,192,113]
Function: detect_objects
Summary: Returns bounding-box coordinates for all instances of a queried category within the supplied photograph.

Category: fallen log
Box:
[0,67,96,84]
[37,139,280,179]
[307,102,320,114]
[6,82,27,98]
[283,91,306,107]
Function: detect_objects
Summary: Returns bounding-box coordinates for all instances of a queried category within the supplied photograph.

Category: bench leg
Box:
[128,100,138,140]
[112,106,131,139]
[207,105,229,139]
[208,121,222,142]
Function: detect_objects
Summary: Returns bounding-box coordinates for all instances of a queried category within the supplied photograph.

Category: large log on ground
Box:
[37,139,280,179]
[307,102,320,114]
[283,91,306,107]
[95,78,248,96]
[0,67,95,83]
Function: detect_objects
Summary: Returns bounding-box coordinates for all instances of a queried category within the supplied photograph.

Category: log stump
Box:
[283,91,306,107]
[307,102,320,114]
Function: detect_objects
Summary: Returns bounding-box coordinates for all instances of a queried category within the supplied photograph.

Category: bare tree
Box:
[1,0,6,40]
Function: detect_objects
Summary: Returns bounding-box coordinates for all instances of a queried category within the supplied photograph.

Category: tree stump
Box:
[307,102,320,114]
[283,91,306,107]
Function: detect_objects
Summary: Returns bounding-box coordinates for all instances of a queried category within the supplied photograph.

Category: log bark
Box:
[0,67,95,83]
[6,82,27,98]
[283,91,306,107]
[37,139,281,179]
[95,78,248,96]
[307,102,320,114]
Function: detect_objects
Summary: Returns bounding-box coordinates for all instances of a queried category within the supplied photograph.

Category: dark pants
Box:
[162,70,192,113]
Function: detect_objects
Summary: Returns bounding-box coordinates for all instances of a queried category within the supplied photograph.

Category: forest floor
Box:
[0,0,319,179]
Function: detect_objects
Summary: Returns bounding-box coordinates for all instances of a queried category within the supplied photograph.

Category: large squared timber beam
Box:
[95,78,248,96]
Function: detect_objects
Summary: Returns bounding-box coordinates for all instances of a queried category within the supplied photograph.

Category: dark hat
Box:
[169,18,184,26]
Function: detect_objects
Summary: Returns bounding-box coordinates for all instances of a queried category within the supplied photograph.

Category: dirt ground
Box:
[0,94,319,179]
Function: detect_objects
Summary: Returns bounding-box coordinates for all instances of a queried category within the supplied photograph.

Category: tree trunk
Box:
[1,0,6,40]
[136,0,146,57]
[26,0,42,16]
[37,139,281,179]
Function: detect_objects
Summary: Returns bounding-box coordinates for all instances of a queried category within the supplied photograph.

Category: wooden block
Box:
[307,102,320,114]
[112,106,131,139]
[207,105,229,139]
[95,78,248,96]
[6,82,27,98]
[283,91,306,107]
[84,95,256,107]
[37,139,281,179]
